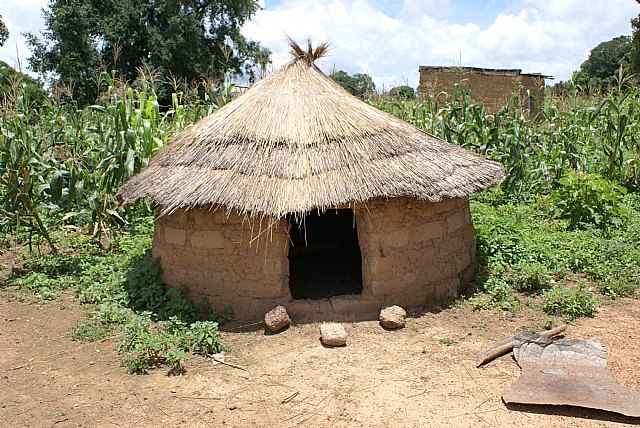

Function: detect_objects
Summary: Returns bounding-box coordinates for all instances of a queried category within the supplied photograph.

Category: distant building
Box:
[418,66,551,115]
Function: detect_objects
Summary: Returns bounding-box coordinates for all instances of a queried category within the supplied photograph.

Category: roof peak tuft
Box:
[287,36,331,63]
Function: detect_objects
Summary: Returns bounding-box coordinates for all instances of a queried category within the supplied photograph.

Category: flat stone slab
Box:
[319,323,347,346]
[503,338,640,418]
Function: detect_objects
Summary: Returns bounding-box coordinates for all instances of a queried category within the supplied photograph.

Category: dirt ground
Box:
[1,287,639,428]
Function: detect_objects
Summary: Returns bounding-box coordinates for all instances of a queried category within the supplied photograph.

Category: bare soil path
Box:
[1,288,639,427]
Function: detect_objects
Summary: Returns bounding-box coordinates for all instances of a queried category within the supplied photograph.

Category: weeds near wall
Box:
[8,212,230,374]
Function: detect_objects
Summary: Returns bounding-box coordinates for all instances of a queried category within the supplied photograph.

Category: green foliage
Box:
[631,7,640,75]
[469,196,640,313]
[574,35,632,90]
[542,284,597,321]
[187,321,224,355]
[0,15,8,47]
[26,0,270,105]
[12,272,76,301]
[0,74,206,249]
[117,314,225,374]
[117,311,187,374]
[503,263,553,293]
[331,70,376,98]
[0,61,48,107]
[388,85,415,100]
[548,172,628,229]
[123,250,165,313]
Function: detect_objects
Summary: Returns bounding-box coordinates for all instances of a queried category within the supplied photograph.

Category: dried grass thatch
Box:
[118,40,504,218]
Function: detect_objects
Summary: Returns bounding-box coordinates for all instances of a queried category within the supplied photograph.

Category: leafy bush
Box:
[187,321,224,355]
[470,197,639,314]
[117,312,187,374]
[548,171,628,229]
[486,278,521,311]
[122,250,166,314]
[542,284,597,321]
[504,263,553,293]
[116,314,225,374]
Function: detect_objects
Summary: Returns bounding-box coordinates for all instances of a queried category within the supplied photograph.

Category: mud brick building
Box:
[418,66,550,115]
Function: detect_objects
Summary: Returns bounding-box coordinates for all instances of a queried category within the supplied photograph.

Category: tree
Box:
[0,15,8,47]
[331,70,376,98]
[0,61,48,106]
[574,35,631,89]
[630,0,640,75]
[388,85,415,100]
[27,0,271,105]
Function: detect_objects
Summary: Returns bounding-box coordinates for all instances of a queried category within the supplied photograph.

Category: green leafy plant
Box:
[542,284,597,321]
[504,263,553,293]
[117,311,187,374]
[122,250,166,314]
[187,321,224,355]
[548,171,628,229]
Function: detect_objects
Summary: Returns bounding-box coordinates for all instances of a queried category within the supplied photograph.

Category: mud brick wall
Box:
[418,67,545,115]
[152,208,290,319]
[152,197,476,321]
[354,197,475,309]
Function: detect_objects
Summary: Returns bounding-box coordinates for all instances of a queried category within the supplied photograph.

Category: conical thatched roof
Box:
[118,40,504,218]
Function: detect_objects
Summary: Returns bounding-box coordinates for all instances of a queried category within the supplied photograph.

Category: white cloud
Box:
[244,0,640,89]
[0,0,47,74]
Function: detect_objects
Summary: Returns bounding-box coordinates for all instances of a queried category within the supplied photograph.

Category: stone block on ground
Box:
[379,305,407,329]
[264,305,290,332]
[320,323,347,346]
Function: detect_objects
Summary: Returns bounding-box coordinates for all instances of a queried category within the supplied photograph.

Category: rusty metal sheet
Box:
[503,338,640,418]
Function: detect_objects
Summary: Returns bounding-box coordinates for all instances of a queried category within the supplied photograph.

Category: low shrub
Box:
[542,284,597,321]
[548,171,628,230]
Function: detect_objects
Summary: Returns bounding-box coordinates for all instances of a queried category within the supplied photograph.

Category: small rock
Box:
[264,305,290,332]
[319,323,347,346]
[379,305,407,329]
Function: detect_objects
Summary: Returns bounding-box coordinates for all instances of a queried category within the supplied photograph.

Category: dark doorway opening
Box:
[288,210,363,299]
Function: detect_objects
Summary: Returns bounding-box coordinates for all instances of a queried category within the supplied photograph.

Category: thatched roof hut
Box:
[118,40,504,321]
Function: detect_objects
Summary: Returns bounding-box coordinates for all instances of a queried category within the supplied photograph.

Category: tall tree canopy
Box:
[0,61,48,106]
[573,35,631,89]
[388,85,415,100]
[330,70,376,98]
[27,0,271,105]
[0,15,8,47]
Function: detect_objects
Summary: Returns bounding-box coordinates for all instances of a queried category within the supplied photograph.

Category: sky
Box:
[1,0,639,90]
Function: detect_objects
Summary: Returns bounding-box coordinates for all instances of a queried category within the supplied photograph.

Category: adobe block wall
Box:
[152,208,290,319]
[152,197,476,321]
[354,197,475,309]
[418,69,544,114]
[520,74,545,115]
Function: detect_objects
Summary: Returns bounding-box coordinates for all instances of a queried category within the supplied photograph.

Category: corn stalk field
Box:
[1,77,639,249]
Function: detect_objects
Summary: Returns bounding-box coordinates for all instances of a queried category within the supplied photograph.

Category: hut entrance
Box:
[288,210,363,299]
